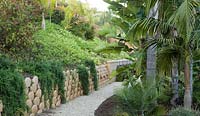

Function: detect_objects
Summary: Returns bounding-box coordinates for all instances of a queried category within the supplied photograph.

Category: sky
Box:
[79,0,109,11]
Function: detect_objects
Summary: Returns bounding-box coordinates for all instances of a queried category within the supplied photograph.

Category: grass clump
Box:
[77,65,89,95]
[85,60,98,90]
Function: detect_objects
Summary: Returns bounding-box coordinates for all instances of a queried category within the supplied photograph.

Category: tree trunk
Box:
[184,59,192,109]
[55,0,58,7]
[146,1,158,78]
[170,58,179,106]
[146,44,156,78]
[190,58,193,97]
[42,12,46,30]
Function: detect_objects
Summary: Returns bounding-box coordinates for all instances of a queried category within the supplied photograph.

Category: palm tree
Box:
[156,46,181,106]
[104,0,200,108]
[168,0,200,108]
[126,0,181,105]
[129,0,200,108]
[146,1,159,78]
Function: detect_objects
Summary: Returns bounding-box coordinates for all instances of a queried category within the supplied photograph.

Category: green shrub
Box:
[149,105,167,116]
[97,23,117,39]
[156,76,172,107]
[193,62,200,107]
[49,62,66,103]
[68,17,95,40]
[0,55,16,71]
[32,21,126,65]
[84,26,95,40]
[20,60,66,105]
[116,65,134,82]
[0,70,26,116]
[116,78,159,115]
[193,79,200,107]
[77,65,89,95]
[168,107,200,116]
[0,57,26,116]
[0,0,41,54]
[85,60,98,90]
[51,7,65,25]
[32,21,89,65]
[115,112,129,116]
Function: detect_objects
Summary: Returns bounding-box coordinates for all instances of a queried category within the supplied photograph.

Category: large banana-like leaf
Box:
[96,44,131,54]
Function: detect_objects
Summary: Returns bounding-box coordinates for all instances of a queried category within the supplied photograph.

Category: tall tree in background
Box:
[105,0,200,108]
[129,0,200,108]
[146,1,158,78]
[39,0,56,29]
[61,0,97,39]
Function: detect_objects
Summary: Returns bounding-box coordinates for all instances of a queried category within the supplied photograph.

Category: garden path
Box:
[38,82,122,116]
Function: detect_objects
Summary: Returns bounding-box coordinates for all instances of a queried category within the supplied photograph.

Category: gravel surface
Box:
[38,82,122,116]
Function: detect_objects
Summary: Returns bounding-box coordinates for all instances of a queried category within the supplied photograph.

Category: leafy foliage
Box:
[61,0,96,40]
[85,60,98,90]
[0,56,16,71]
[32,21,126,66]
[67,16,95,40]
[49,62,66,103]
[32,21,89,65]
[192,61,200,107]
[116,78,159,115]
[156,77,173,107]
[0,57,26,116]
[77,65,89,95]
[168,107,200,116]
[84,26,95,40]
[97,23,118,39]
[115,64,134,82]
[51,7,65,25]
[0,0,42,54]
[20,60,66,105]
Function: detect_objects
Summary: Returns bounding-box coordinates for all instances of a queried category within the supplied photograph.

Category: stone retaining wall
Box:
[24,68,103,116]
[64,69,84,101]
[0,59,131,116]
[24,76,44,116]
[96,64,110,87]
[107,59,132,82]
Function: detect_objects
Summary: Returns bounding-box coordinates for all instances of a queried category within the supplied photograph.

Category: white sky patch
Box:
[79,0,109,11]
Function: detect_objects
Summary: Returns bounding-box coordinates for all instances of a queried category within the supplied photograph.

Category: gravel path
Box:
[38,82,122,116]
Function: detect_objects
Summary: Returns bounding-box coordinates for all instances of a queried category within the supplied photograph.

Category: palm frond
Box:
[168,0,200,42]
[157,47,181,75]
[145,0,158,16]
[127,16,178,42]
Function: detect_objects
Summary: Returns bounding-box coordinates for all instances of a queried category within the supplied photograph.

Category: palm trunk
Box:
[184,59,192,109]
[170,58,179,106]
[42,12,46,30]
[146,1,158,78]
[190,58,193,97]
[146,45,156,78]
[55,0,58,7]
